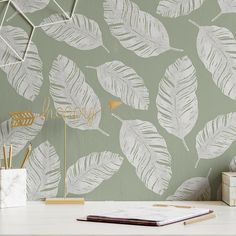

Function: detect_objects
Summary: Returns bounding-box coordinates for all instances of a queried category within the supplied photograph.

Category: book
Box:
[77,206,213,226]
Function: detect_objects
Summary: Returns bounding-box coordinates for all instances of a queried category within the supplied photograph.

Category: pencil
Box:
[3,144,8,169]
[153,204,192,208]
[21,143,32,168]
[8,144,13,169]
[184,212,216,225]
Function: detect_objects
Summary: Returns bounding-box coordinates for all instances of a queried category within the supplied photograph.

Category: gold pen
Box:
[3,144,8,169]
[8,144,13,169]
[21,143,32,168]
[184,212,216,225]
[153,204,192,208]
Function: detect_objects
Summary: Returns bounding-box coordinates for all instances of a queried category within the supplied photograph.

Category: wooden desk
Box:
[0,201,234,236]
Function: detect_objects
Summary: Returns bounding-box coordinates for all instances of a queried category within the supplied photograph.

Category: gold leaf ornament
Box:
[108,100,122,110]
[10,111,36,128]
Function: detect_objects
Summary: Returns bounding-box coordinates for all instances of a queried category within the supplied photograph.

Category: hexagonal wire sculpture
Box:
[0,0,82,202]
[0,0,78,67]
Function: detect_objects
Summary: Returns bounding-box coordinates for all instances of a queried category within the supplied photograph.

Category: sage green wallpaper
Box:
[0,0,236,201]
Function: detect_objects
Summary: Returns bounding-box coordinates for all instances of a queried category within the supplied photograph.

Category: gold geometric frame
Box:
[0,0,79,67]
[1,0,84,204]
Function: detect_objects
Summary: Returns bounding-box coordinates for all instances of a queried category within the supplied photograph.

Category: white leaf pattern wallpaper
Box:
[26,140,61,200]
[0,0,235,200]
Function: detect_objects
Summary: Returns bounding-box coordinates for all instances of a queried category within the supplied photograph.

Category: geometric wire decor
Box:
[0,0,78,67]
[1,0,83,203]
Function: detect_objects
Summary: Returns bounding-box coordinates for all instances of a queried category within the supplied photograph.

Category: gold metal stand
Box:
[46,120,85,205]
[45,198,85,205]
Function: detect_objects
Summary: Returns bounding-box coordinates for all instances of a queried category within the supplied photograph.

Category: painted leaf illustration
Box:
[212,0,236,21]
[229,156,236,171]
[26,141,61,200]
[157,0,205,18]
[66,151,123,194]
[190,20,236,100]
[113,114,172,195]
[49,55,108,135]
[195,112,236,167]
[0,26,43,101]
[167,169,211,200]
[103,0,182,58]
[12,0,50,13]
[0,114,44,160]
[88,61,149,110]
[41,14,108,51]
[156,56,198,151]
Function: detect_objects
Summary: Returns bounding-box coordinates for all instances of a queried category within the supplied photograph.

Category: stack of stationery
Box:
[77,205,215,226]
[222,172,236,206]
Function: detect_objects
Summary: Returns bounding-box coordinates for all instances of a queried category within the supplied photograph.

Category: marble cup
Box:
[0,169,26,208]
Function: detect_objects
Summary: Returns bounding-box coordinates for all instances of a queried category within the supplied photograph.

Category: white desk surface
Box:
[0,201,234,236]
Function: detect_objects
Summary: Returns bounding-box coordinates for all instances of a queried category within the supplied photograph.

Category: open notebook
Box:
[77,206,213,226]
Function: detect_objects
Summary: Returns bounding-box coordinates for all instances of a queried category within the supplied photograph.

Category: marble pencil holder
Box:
[0,169,26,208]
